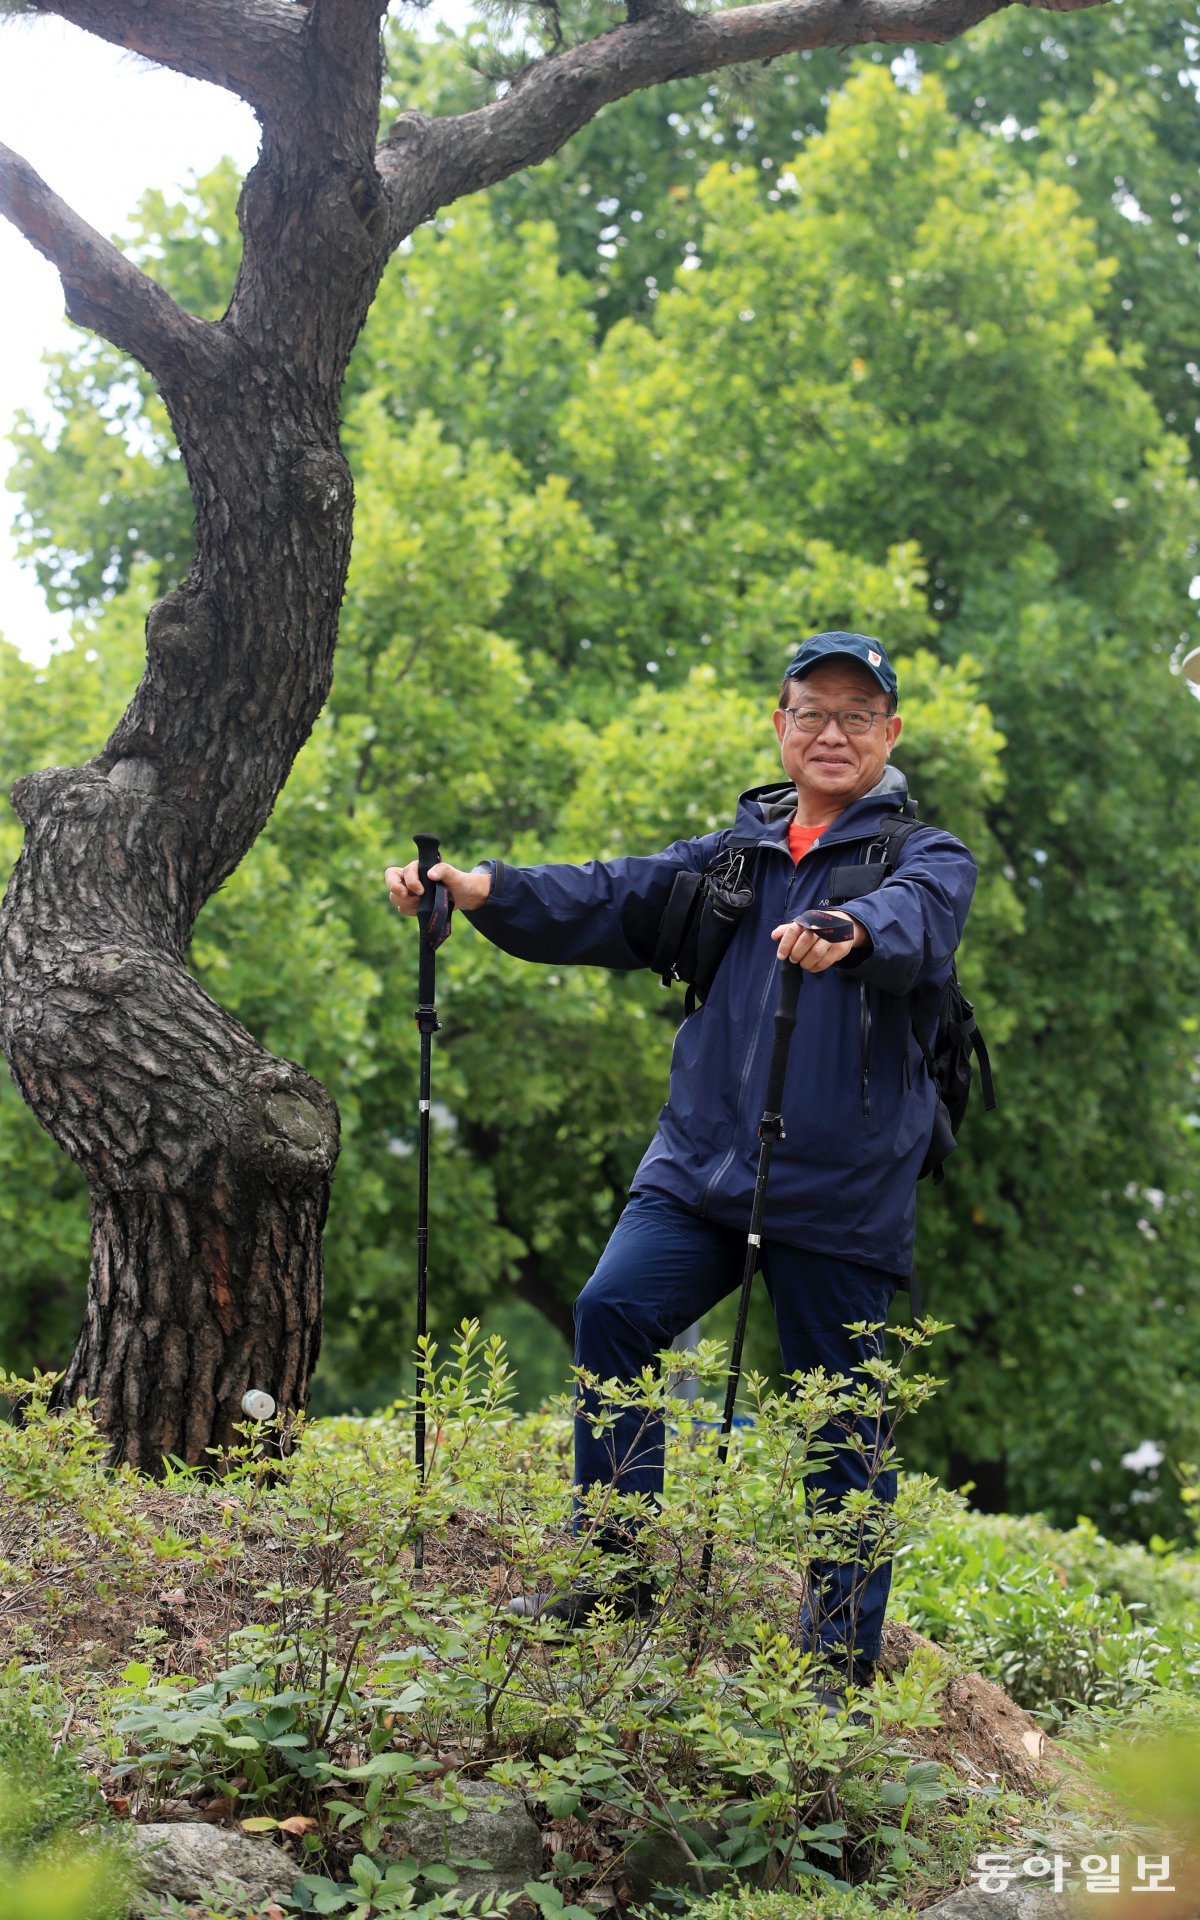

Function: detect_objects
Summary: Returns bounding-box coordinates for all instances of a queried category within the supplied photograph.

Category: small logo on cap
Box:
[868,649,881,667]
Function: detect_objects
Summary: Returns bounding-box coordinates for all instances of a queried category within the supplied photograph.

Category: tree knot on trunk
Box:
[106,757,161,796]
[8,764,80,828]
[242,1065,340,1191]
[625,0,687,24]
[145,588,221,670]
[289,446,353,522]
[381,110,434,157]
[348,170,388,243]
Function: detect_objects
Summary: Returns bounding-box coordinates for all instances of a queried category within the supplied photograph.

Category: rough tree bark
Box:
[0,0,1104,1470]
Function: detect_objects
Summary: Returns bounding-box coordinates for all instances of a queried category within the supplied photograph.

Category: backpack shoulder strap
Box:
[829,803,929,902]
[972,1023,997,1112]
[873,803,928,869]
[650,869,703,986]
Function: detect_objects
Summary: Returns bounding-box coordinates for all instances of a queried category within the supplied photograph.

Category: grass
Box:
[0,1326,1197,1920]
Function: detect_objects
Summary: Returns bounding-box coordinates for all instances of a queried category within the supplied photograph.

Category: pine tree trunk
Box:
[0,13,384,1463]
[0,374,350,1464]
[60,1186,328,1468]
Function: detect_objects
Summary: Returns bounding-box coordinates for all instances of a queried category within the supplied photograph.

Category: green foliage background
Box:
[2,0,1199,1537]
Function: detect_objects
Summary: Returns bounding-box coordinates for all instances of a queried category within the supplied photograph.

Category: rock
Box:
[394,1783,543,1905]
[925,1881,1079,1920]
[618,1821,732,1903]
[129,1822,298,1916]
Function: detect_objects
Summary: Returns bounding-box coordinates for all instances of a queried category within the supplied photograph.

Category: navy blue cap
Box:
[783,631,898,702]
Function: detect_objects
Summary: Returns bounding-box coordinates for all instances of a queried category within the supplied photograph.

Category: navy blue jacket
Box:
[466,767,977,1276]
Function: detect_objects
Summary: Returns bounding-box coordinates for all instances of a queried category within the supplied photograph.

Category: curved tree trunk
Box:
[0,1,387,1467]
[0,375,352,1462]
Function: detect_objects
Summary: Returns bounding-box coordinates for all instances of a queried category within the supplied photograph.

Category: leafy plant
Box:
[2,1327,1196,1914]
[893,1504,1200,1723]
[290,1850,510,1918]
[113,1643,439,1824]
[676,1887,911,1920]
[0,1671,134,1920]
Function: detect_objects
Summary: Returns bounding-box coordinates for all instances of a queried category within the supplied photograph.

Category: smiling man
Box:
[385,631,977,1699]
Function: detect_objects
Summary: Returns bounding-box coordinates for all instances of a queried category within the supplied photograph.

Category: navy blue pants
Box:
[573,1191,899,1665]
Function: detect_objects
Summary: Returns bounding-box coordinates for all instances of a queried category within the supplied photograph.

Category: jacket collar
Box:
[734,764,911,847]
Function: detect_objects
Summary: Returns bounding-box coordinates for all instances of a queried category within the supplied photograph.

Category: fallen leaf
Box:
[159,1588,187,1607]
[277,1815,319,1836]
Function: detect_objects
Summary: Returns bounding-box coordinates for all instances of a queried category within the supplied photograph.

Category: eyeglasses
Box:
[782,705,887,737]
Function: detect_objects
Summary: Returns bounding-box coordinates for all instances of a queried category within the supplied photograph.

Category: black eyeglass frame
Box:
[781,704,890,737]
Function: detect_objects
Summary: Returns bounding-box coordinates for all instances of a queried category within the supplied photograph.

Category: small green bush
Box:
[0,1671,134,1920]
[678,1885,910,1920]
[5,1332,1198,1916]
[892,1505,1200,1722]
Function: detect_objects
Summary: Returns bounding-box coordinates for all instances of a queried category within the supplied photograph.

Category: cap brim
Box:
[789,648,894,695]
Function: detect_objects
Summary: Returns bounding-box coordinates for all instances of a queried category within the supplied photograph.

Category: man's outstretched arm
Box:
[385,836,723,971]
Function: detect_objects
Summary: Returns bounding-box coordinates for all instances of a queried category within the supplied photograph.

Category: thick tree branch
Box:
[378,0,1108,228]
[309,0,389,51]
[0,141,228,382]
[30,0,305,117]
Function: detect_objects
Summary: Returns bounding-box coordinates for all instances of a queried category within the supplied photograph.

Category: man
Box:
[386,631,977,1689]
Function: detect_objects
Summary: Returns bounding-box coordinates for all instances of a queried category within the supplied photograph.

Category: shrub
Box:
[677,1886,910,1920]
[891,1506,1200,1722]
[0,1671,134,1920]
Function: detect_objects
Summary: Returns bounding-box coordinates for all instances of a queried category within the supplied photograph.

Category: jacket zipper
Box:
[742,823,881,1119]
[698,846,791,1219]
[702,813,896,1198]
[860,984,871,1119]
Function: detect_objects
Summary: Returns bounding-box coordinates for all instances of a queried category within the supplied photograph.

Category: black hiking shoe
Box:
[809,1654,877,1726]
[506,1576,658,1628]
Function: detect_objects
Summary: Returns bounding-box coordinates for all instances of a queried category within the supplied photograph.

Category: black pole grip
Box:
[414,832,441,900]
[762,961,802,1120]
[413,832,452,954]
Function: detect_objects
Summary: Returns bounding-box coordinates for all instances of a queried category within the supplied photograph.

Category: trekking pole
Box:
[695,959,803,1614]
[412,832,453,1574]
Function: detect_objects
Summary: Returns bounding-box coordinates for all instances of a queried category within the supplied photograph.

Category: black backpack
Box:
[829,806,995,1184]
[650,838,759,1018]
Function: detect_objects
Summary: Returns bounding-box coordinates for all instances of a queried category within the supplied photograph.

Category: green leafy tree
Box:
[8,163,240,611]
[4,16,1198,1532]
[924,0,1200,457]
[542,67,1200,1524]
[9,0,1077,1471]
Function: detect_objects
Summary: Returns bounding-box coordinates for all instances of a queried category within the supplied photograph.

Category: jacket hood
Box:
[737,762,910,833]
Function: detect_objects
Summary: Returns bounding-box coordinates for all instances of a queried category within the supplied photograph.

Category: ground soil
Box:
[875,1620,1054,1800]
[1,1484,1058,1809]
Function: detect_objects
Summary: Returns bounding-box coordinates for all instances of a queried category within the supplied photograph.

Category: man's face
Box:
[772,662,903,811]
